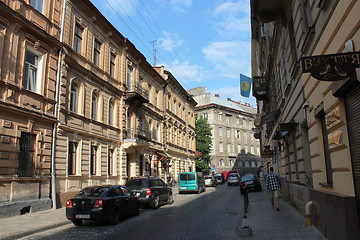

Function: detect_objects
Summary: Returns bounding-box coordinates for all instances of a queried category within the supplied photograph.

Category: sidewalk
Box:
[237,184,327,239]
[0,186,180,240]
[0,207,69,240]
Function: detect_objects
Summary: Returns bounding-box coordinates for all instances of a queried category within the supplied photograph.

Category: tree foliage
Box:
[195,115,212,173]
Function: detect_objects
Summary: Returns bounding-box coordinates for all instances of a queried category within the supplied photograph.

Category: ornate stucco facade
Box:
[251,0,360,239]
[0,0,196,215]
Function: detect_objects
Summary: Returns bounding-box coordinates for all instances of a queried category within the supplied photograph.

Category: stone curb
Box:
[0,220,71,240]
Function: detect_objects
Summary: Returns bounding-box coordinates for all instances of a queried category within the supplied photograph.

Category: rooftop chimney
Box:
[215,94,219,98]
[227,98,231,101]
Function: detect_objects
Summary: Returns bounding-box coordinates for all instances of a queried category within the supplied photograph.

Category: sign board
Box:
[301,51,360,81]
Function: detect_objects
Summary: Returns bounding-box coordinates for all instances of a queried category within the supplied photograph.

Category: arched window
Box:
[70,82,78,113]
[257,161,262,167]
[91,91,98,120]
[251,161,256,167]
[230,160,234,166]
[245,161,249,167]
[108,99,114,126]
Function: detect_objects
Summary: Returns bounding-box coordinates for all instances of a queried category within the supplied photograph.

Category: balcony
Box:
[122,128,150,151]
[253,76,268,101]
[251,0,286,23]
[124,82,149,105]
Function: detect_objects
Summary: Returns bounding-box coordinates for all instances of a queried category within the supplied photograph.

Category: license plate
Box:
[180,187,186,189]
[136,193,140,197]
[76,214,90,219]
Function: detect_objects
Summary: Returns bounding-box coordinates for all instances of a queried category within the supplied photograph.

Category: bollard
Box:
[243,184,249,218]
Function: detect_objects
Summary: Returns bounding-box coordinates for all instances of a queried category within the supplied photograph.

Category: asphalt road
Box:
[20,184,243,240]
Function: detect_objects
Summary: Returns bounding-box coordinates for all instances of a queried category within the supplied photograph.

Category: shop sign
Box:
[301,51,360,81]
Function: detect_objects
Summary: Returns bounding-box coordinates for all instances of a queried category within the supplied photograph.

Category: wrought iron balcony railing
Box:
[124,82,149,105]
[123,128,151,142]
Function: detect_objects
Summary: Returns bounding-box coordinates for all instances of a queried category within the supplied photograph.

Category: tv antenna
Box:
[150,40,157,67]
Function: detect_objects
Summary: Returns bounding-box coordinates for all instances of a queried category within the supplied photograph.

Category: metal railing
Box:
[123,128,151,141]
[127,82,149,100]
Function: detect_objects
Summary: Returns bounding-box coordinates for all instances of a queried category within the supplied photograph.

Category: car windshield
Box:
[214,176,221,179]
[229,174,238,178]
[204,176,212,179]
[242,175,255,182]
[75,186,109,197]
[125,179,148,188]
[180,173,196,181]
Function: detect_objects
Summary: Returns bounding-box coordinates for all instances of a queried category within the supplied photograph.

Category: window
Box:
[302,0,313,29]
[110,53,115,77]
[90,145,98,175]
[236,130,240,138]
[230,160,234,166]
[127,66,133,90]
[23,47,43,94]
[70,82,78,113]
[148,84,151,101]
[226,128,230,138]
[243,118,246,125]
[18,132,35,177]
[257,147,260,156]
[93,39,101,66]
[173,100,176,113]
[251,145,254,154]
[251,161,256,167]
[108,148,113,176]
[68,141,77,175]
[243,132,247,140]
[91,92,98,120]
[108,100,114,126]
[226,115,230,123]
[155,90,159,108]
[30,0,44,13]
[236,117,240,124]
[178,104,181,116]
[74,24,83,54]
[219,142,223,152]
[250,134,253,141]
[168,95,171,109]
[218,127,222,137]
[219,159,224,167]
[245,161,249,167]
[249,120,252,126]
[218,113,222,121]
[238,144,241,153]
[244,144,248,153]
[227,143,231,152]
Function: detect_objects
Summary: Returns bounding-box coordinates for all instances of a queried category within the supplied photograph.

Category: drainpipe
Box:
[50,0,67,209]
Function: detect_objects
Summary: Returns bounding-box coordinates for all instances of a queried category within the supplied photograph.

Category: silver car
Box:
[227,173,240,186]
[204,175,218,187]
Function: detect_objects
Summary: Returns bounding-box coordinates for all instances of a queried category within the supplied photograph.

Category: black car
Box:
[240,174,262,194]
[66,185,139,226]
[125,176,173,209]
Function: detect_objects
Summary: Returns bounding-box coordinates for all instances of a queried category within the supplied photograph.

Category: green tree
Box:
[195,115,212,173]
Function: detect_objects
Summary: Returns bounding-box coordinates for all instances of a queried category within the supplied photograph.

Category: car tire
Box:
[72,220,82,226]
[167,193,174,204]
[109,210,119,225]
[153,195,160,209]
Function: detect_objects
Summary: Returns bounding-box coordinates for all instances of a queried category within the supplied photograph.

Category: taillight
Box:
[94,199,105,208]
[66,199,73,208]
[146,188,152,196]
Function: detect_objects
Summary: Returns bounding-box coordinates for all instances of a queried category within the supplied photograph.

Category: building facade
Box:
[251,0,360,239]
[188,87,261,175]
[0,0,63,217]
[0,0,196,215]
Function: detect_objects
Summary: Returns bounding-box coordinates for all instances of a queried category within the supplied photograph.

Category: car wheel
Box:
[153,195,160,209]
[109,209,119,225]
[167,193,174,204]
[197,188,201,194]
[72,220,82,226]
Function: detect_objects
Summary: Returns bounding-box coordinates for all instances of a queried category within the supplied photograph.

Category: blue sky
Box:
[90,0,256,108]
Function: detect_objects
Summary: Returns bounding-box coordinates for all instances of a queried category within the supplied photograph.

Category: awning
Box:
[156,151,171,162]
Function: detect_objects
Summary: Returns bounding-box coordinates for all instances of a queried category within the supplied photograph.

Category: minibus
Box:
[178,172,206,194]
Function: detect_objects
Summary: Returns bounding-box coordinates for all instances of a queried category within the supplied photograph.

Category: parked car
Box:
[125,176,173,209]
[178,172,206,194]
[227,173,241,186]
[66,185,139,226]
[204,175,218,187]
[240,174,262,194]
[214,173,225,184]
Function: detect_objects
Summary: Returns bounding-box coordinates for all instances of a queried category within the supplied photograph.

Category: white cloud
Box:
[164,60,204,84]
[169,0,192,13]
[202,40,251,77]
[213,0,249,17]
[159,31,184,51]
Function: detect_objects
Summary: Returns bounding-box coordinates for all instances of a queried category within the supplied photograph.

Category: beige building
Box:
[0,0,196,214]
[0,0,63,217]
[188,87,261,175]
[251,0,360,239]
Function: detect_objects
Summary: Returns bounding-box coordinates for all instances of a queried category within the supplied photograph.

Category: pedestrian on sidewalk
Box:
[266,167,281,211]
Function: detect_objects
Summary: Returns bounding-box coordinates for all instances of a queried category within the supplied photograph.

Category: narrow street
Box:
[20,184,242,240]
[12,182,327,240]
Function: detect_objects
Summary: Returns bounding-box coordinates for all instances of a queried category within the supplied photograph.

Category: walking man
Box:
[266,167,281,211]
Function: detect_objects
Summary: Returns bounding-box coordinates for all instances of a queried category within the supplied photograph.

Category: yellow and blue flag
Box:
[240,74,252,98]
